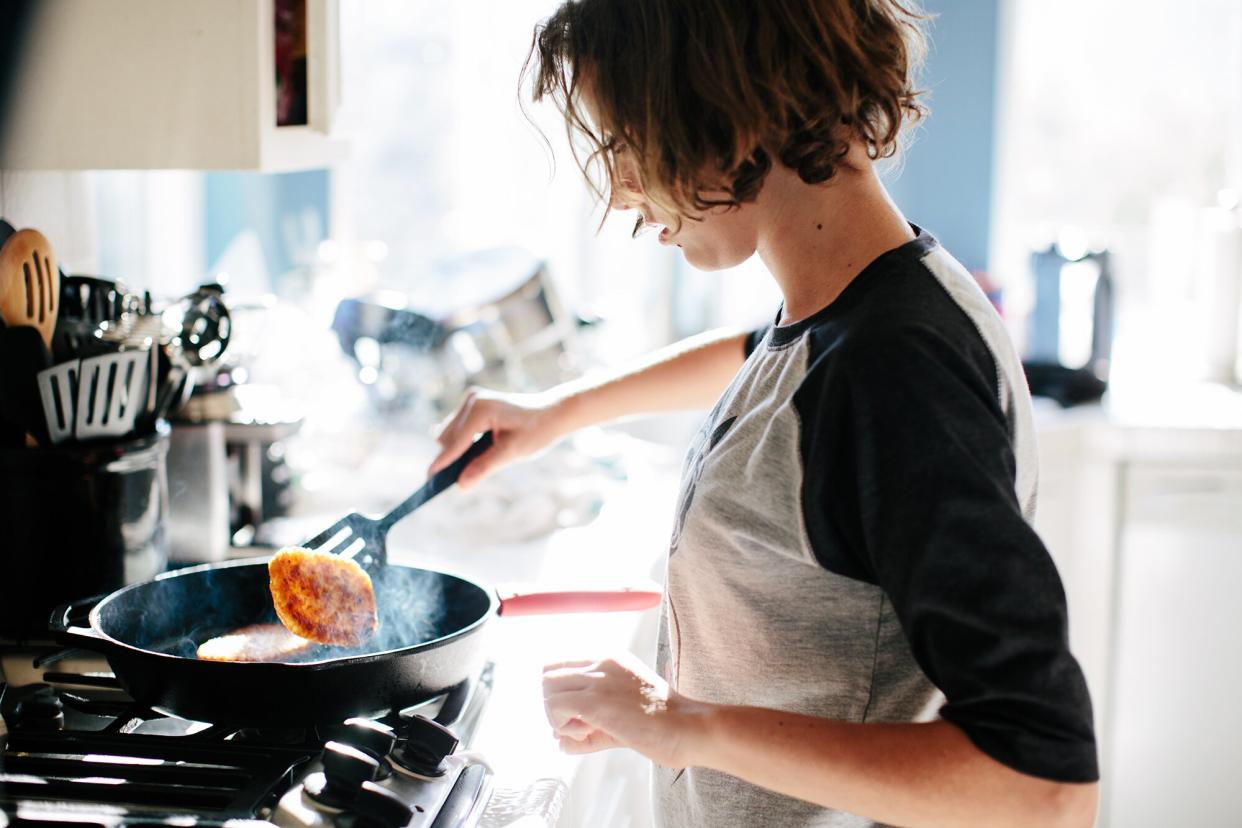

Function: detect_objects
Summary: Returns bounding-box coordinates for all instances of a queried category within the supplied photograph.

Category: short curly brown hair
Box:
[525,0,928,221]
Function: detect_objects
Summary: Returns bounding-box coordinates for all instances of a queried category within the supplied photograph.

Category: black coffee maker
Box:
[1022,238,1115,407]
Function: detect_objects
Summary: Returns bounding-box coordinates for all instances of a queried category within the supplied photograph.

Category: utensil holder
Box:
[0,424,169,639]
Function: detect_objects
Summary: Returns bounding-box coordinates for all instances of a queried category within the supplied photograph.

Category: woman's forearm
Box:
[688,705,1097,828]
[555,328,749,430]
[428,328,749,481]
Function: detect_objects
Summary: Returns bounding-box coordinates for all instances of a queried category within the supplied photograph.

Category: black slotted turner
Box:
[301,431,493,569]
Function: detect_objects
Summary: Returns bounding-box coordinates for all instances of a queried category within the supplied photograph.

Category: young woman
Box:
[430,1,1099,825]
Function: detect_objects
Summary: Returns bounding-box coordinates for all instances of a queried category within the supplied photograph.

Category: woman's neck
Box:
[755,149,914,325]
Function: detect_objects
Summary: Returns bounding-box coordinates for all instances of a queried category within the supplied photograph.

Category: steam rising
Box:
[103,562,476,664]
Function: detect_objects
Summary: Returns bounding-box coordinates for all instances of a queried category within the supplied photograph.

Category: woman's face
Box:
[607,142,760,272]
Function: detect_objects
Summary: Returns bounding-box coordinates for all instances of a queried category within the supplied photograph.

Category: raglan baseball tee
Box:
[653,228,1097,827]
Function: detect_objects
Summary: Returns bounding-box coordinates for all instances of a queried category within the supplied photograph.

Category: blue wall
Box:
[204,170,329,285]
[884,0,1001,274]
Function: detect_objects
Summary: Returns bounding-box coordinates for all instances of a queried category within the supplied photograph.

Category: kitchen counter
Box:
[1032,377,1242,460]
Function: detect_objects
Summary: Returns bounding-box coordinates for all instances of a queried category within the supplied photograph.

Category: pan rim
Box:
[86,556,501,669]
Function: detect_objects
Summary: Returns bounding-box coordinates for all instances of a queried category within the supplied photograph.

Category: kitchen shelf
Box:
[1,0,345,171]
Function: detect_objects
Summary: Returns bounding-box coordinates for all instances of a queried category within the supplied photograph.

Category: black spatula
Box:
[299,431,494,569]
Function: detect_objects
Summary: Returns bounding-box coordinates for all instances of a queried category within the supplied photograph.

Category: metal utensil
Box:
[74,350,150,440]
[52,274,139,361]
[38,350,152,444]
[36,360,78,444]
[58,274,133,325]
[164,284,231,367]
[0,227,59,349]
[40,313,162,443]
[99,315,185,435]
[301,432,495,569]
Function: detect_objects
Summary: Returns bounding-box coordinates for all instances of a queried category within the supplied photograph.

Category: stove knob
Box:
[352,781,414,828]
[339,718,397,780]
[305,741,379,809]
[392,715,458,778]
[10,685,65,731]
[341,718,397,758]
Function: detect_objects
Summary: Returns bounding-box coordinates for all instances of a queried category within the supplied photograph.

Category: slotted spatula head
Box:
[301,510,389,566]
[0,228,59,349]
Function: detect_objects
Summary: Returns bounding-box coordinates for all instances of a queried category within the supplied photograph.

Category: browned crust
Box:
[267,546,379,646]
[196,623,316,662]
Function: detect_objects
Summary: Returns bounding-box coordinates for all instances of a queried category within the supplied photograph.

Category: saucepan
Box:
[51,558,659,726]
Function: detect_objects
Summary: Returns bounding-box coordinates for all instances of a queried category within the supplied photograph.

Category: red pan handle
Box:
[496,582,662,616]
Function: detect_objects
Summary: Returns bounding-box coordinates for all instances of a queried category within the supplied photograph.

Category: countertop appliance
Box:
[166,287,301,562]
[167,381,303,562]
[1023,240,1114,407]
[332,247,587,424]
[0,645,495,827]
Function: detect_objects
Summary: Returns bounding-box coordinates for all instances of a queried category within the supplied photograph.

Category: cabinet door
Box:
[2,0,343,170]
[1107,467,1242,827]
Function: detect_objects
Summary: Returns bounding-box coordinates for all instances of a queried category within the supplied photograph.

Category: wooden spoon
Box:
[0,228,59,349]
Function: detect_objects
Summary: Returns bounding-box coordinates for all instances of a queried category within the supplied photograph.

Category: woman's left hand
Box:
[542,652,712,769]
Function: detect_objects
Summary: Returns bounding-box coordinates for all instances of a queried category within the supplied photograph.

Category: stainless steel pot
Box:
[333,247,584,420]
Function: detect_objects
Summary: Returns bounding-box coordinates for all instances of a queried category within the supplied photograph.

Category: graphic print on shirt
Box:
[668,415,736,557]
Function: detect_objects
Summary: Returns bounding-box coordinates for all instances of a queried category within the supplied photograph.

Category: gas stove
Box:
[0,645,495,827]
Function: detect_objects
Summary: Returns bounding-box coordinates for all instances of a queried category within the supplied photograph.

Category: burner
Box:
[1,658,496,827]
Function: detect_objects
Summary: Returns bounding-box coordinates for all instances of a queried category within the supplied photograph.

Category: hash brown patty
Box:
[196,623,316,662]
[268,546,379,646]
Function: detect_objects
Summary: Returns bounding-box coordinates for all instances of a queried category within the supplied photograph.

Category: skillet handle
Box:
[48,595,110,644]
[496,582,663,616]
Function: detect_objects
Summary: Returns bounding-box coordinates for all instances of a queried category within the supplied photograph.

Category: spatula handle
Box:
[378,431,495,531]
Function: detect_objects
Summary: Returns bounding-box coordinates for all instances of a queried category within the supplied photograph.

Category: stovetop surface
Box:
[0,644,494,827]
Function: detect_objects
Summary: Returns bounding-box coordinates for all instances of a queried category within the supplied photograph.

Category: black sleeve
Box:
[794,323,1099,783]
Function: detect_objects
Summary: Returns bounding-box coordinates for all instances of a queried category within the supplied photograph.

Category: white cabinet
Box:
[1106,466,1242,827]
[1032,411,1119,739]
[1,0,345,171]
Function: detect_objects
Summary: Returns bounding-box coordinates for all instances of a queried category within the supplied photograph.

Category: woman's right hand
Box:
[428,387,577,490]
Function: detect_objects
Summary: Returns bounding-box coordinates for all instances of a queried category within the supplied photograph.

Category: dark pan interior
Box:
[92,561,494,662]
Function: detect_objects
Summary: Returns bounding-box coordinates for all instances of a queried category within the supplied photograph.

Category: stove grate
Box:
[2,728,316,817]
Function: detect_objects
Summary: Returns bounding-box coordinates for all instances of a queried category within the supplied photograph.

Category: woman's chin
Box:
[680,244,750,273]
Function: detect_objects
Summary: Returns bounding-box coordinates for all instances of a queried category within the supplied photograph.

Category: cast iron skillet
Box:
[51,558,658,726]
